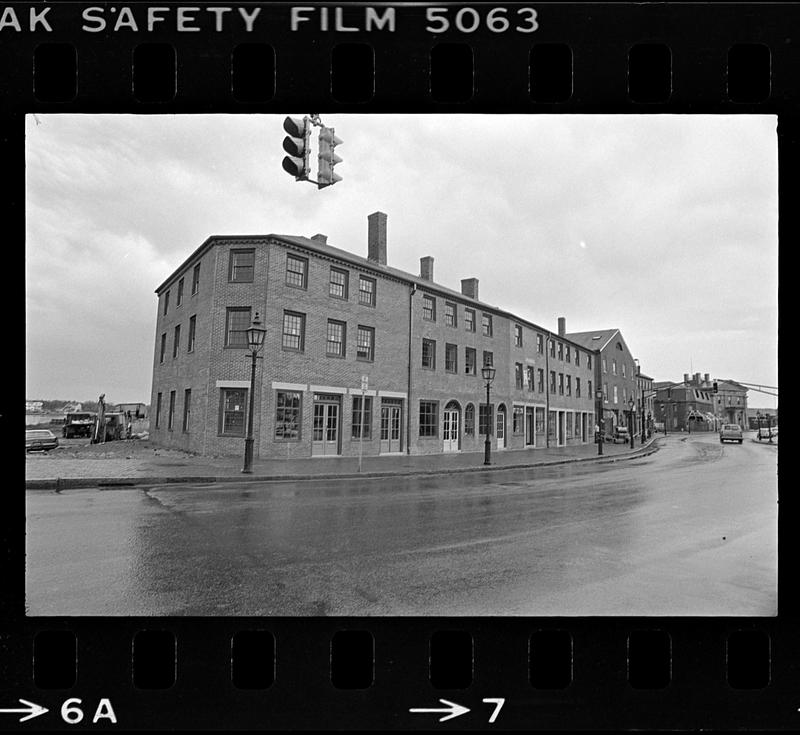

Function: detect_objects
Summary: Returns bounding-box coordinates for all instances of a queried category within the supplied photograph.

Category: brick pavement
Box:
[26,435,661,488]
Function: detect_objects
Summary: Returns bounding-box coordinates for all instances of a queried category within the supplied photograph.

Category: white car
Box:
[756,425,777,440]
[719,424,743,443]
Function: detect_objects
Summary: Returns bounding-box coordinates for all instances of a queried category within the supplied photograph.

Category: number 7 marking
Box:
[483,698,505,723]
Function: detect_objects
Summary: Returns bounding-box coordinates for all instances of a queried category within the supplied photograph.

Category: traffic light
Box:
[317,126,342,188]
[282,116,311,180]
[713,381,718,393]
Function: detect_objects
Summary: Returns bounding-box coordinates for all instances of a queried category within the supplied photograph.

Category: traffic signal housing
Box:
[282,116,311,180]
[713,381,718,393]
[317,126,343,189]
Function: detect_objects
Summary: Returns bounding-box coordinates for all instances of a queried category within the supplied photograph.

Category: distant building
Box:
[116,402,148,418]
[61,403,83,413]
[746,406,778,430]
[25,401,43,413]
[565,325,645,439]
[653,372,742,431]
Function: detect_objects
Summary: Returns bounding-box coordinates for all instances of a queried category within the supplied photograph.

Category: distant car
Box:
[719,424,743,444]
[756,425,778,441]
[611,426,630,444]
[26,428,59,452]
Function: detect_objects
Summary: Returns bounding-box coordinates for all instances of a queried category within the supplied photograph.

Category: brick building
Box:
[653,373,722,431]
[564,326,643,439]
[149,212,602,458]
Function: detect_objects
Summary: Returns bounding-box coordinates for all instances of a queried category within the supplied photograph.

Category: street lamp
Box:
[242,312,267,474]
[628,397,635,448]
[596,389,604,456]
[481,363,496,465]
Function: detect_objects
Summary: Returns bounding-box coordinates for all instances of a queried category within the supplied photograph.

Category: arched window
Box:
[464,403,475,435]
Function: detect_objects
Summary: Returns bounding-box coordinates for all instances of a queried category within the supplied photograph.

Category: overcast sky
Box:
[26,114,778,409]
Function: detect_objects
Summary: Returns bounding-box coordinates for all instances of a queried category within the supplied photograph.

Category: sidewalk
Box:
[26,436,661,490]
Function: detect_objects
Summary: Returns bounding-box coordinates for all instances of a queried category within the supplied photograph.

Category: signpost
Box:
[359,375,368,472]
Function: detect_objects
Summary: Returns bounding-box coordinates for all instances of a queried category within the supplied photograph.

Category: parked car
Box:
[26,428,59,452]
[719,424,743,443]
[756,425,778,441]
[611,426,630,444]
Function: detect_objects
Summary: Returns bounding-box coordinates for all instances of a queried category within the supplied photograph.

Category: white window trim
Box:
[310,384,347,394]
[271,381,308,392]
[216,380,251,389]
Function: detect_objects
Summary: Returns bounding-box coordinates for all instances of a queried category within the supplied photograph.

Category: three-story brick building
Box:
[150,212,603,458]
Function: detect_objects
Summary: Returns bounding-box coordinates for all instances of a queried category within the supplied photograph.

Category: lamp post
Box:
[482,363,496,465]
[596,389,604,456]
[628,397,635,448]
[766,413,774,443]
[242,312,267,474]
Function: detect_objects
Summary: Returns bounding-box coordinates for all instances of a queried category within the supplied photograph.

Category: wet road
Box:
[26,435,777,616]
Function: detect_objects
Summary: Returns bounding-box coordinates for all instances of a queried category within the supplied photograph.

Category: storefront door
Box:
[496,406,506,450]
[312,394,340,456]
[443,405,460,452]
[380,401,402,453]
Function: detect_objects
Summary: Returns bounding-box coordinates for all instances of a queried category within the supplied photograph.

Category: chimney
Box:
[558,317,566,337]
[367,211,387,265]
[694,372,701,385]
[311,233,327,245]
[420,256,434,281]
[461,278,479,300]
[704,373,710,384]
[683,373,690,384]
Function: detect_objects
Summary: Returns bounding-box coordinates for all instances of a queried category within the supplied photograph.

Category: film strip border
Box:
[3,618,796,729]
[0,2,799,110]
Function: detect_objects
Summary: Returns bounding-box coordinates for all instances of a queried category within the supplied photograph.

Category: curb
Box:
[27,441,661,491]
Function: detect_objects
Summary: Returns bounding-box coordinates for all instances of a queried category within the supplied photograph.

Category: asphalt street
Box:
[25,434,777,616]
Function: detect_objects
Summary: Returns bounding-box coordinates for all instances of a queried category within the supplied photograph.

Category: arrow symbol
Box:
[0,699,49,722]
[409,698,470,722]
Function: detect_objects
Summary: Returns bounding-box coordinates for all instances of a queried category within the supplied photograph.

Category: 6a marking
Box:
[61,699,117,725]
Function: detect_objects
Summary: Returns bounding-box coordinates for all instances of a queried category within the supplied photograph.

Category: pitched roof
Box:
[564,328,620,352]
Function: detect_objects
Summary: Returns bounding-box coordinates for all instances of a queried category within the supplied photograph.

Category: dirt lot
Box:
[27,436,196,460]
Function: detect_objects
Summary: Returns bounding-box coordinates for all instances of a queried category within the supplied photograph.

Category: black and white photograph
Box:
[25,113,778,617]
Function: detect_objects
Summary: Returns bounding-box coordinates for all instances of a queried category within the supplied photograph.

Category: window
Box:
[163,290,170,316]
[285,254,307,288]
[419,401,438,437]
[329,267,348,299]
[576,377,581,398]
[225,307,251,347]
[358,275,376,306]
[612,359,617,376]
[229,249,255,283]
[465,347,477,375]
[537,333,544,354]
[535,406,545,435]
[527,366,535,391]
[326,320,346,357]
[515,363,524,389]
[565,345,571,363]
[483,351,493,368]
[514,324,523,347]
[588,379,592,396]
[220,388,247,436]
[275,391,301,440]
[566,375,571,396]
[423,294,436,321]
[464,404,475,435]
[623,387,627,404]
[557,342,563,360]
[465,308,476,332]
[445,302,457,327]
[558,373,564,395]
[481,313,493,337]
[159,333,167,363]
[357,326,374,361]
[351,396,372,439]
[177,277,184,306]
[187,315,196,353]
[445,343,457,373]
[550,371,556,393]
[575,350,580,366]
[168,390,176,430]
[155,392,162,429]
[550,339,556,358]
[422,338,436,369]
[588,354,592,370]
[538,368,545,393]
[513,406,525,434]
[173,324,181,358]
[613,385,618,404]
[566,412,573,439]
[282,311,305,351]
[479,404,493,435]
[603,357,607,373]
[622,362,626,377]
[182,389,191,432]
[191,262,200,295]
